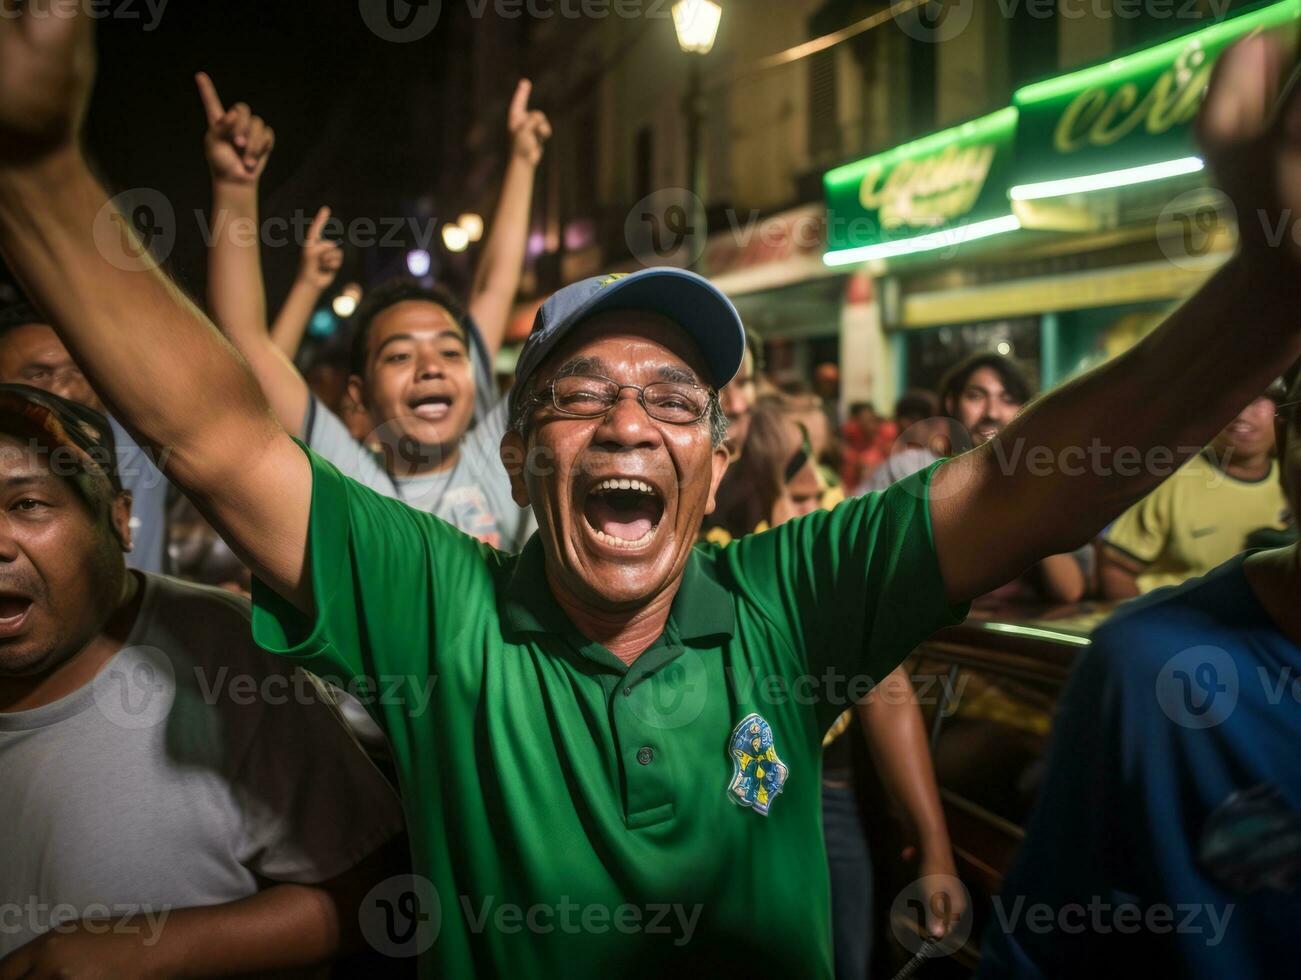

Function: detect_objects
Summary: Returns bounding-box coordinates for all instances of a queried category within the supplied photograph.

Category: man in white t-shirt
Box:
[0,385,405,975]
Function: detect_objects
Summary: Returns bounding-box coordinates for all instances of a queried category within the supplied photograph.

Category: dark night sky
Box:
[3,0,493,322]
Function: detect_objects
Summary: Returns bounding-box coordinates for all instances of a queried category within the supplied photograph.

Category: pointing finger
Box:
[195,71,226,125]
[509,78,532,125]
[307,206,333,243]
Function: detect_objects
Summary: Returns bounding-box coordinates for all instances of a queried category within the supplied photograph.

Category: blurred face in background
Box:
[0,323,104,415]
[719,349,756,461]
[946,366,1022,446]
[779,461,822,524]
[1212,395,1277,464]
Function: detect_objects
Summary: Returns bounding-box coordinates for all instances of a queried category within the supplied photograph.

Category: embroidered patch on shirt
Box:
[727,713,789,816]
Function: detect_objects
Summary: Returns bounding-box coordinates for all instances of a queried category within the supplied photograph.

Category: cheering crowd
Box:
[0,6,1299,979]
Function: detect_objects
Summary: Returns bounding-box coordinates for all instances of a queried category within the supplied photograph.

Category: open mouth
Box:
[409,394,454,422]
[582,478,666,550]
[0,594,33,637]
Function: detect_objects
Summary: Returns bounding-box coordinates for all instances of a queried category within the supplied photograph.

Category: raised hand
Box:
[508,79,552,167]
[196,71,275,186]
[1197,33,1301,268]
[0,0,96,166]
[298,206,344,290]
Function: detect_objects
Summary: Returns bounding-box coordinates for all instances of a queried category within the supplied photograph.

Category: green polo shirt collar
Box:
[501,535,735,674]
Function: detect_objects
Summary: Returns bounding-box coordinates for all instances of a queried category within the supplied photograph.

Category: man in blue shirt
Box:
[980,366,1301,978]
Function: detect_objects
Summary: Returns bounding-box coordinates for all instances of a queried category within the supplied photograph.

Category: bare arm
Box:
[0,837,408,979]
[857,666,964,937]
[270,205,344,357]
[1097,544,1143,600]
[931,36,1301,604]
[467,79,550,358]
[1037,553,1087,604]
[0,15,311,608]
[197,71,314,436]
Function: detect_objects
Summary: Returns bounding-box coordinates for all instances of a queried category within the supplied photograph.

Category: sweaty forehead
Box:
[542,311,709,384]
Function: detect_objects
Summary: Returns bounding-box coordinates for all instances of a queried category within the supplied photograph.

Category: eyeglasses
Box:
[534,374,715,425]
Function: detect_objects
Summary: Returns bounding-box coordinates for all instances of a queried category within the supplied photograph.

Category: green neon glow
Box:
[823,107,1018,189]
[1010,155,1204,200]
[1014,0,1300,105]
[980,622,1093,648]
[822,214,1021,267]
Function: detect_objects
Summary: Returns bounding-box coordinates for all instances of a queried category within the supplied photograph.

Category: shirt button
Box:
[636,746,654,766]
[623,687,633,697]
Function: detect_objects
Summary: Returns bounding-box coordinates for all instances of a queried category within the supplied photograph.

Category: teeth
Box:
[595,478,656,495]
[591,526,657,549]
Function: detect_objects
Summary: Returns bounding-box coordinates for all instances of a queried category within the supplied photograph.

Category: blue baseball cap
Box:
[509,268,746,417]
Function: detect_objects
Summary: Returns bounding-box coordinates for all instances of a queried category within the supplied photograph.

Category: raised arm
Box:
[931,34,1301,604]
[197,70,314,436]
[0,10,312,608]
[467,79,550,358]
[270,205,344,357]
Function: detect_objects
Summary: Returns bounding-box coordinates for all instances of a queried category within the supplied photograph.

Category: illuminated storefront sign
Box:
[1010,0,1298,199]
[823,107,1019,266]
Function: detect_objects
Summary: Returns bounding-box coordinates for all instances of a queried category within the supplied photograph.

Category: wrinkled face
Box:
[0,323,104,414]
[350,301,476,456]
[501,313,730,609]
[1212,395,1276,462]
[719,349,755,459]
[947,366,1022,446]
[0,433,129,678]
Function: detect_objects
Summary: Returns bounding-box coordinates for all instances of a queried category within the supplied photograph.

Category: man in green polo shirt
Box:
[3,13,1301,978]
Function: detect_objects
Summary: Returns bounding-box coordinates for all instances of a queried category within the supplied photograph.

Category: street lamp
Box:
[672,0,721,54]
[673,0,720,263]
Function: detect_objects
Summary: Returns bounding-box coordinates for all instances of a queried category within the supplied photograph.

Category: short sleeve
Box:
[251,443,488,721]
[724,461,968,727]
[231,671,405,884]
[303,394,393,495]
[1103,482,1172,566]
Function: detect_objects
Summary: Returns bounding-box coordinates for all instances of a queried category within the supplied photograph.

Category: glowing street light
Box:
[458,213,484,242]
[406,248,432,277]
[673,0,721,54]
[442,224,470,253]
